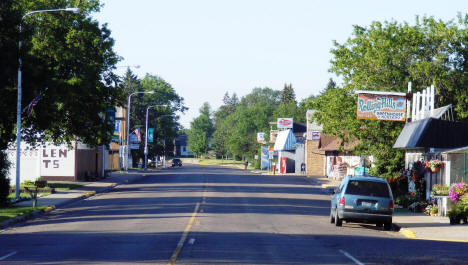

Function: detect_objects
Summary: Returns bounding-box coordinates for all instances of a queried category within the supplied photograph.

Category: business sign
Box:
[130,144,140,150]
[130,134,140,144]
[41,146,75,177]
[277,118,293,129]
[148,128,154,143]
[114,120,119,133]
[356,93,406,122]
[257,132,265,143]
[311,130,320,141]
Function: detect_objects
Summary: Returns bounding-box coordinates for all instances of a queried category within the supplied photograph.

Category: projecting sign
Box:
[277,118,293,129]
[148,128,154,143]
[114,120,119,133]
[257,132,265,143]
[356,92,406,122]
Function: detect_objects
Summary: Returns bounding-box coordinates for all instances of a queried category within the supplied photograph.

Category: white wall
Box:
[7,142,76,186]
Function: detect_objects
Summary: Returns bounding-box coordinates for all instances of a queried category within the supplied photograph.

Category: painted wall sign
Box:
[41,146,75,177]
[357,93,406,122]
[277,118,293,129]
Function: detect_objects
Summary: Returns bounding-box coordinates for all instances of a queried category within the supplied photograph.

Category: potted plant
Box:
[431,184,449,196]
[431,205,438,216]
[426,159,444,173]
[448,204,462,224]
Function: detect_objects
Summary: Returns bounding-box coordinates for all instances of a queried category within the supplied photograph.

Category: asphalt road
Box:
[1,164,467,264]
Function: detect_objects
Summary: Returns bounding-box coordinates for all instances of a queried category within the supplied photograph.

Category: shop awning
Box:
[393,118,468,149]
[274,129,297,151]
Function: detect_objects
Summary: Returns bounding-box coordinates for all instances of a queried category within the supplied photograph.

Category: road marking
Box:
[0,251,17,261]
[44,206,55,212]
[188,238,196,245]
[339,249,364,265]
[167,203,200,265]
[400,228,417,239]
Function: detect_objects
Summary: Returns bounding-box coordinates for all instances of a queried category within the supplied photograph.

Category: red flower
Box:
[410,192,415,197]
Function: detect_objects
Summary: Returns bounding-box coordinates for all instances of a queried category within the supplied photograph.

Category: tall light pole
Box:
[125,91,154,170]
[15,7,80,201]
[144,106,170,169]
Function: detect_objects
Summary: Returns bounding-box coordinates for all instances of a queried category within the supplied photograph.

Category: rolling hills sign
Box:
[356,91,407,122]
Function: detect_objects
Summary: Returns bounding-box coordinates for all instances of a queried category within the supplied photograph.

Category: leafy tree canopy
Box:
[312,15,468,178]
[0,0,122,149]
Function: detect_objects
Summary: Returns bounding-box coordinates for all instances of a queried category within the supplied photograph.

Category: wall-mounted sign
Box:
[356,92,406,122]
[41,146,75,177]
[257,132,265,143]
[311,131,320,141]
[277,118,293,129]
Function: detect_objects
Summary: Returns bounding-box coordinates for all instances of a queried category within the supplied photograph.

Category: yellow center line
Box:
[167,202,200,265]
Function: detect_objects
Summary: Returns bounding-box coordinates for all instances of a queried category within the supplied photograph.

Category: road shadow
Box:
[1,231,467,264]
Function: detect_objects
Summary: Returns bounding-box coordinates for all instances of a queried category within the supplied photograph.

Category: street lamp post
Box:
[144,106,169,169]
[125,91,154,171]
[115,65,140,170]
[15,7,80,201]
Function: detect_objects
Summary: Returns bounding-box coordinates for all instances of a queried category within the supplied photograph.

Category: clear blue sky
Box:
[94,0,468,128]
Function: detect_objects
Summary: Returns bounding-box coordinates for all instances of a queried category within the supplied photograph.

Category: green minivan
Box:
[330,175,394,230]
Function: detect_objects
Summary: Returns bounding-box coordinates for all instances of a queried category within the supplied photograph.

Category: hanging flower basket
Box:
[426,159,444,173]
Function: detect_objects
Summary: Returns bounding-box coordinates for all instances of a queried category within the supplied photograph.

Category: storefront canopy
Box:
[274,129,297,151]
[393,118,468,149]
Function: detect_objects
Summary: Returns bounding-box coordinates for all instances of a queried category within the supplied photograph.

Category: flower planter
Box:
[430,166,440,173]
[34,180,47,188]
[450,217,460,225]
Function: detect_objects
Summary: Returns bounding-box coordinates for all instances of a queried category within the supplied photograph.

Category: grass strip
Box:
[47,182,83,191]
[0,206,47,223]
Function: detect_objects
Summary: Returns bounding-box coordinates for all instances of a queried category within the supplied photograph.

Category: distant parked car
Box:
[171,158,182,167]
[330,175,394,230]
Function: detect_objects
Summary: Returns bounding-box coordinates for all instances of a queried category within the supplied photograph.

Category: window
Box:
[345,180,390,198]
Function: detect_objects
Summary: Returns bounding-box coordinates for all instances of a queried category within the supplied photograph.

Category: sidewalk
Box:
[2,170,151,228]
[310,175,468,242]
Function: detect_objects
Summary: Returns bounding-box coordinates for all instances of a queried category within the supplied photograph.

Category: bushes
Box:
[0,151,11,207]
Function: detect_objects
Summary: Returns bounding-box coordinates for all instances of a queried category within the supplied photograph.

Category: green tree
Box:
[281,83,296,104]
[121,72,186,165]
[212,92,239,158]
[313,15,468,179]
[274,84,307,123]
[188,102,213,157]
[17,0,122,147]
[224,88,280,159]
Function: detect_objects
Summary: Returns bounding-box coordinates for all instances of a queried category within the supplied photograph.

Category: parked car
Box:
[171,158,182,167]
[330,175,394,230]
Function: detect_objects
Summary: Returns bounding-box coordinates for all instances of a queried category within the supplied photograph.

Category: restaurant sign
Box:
[356,92,406,122]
